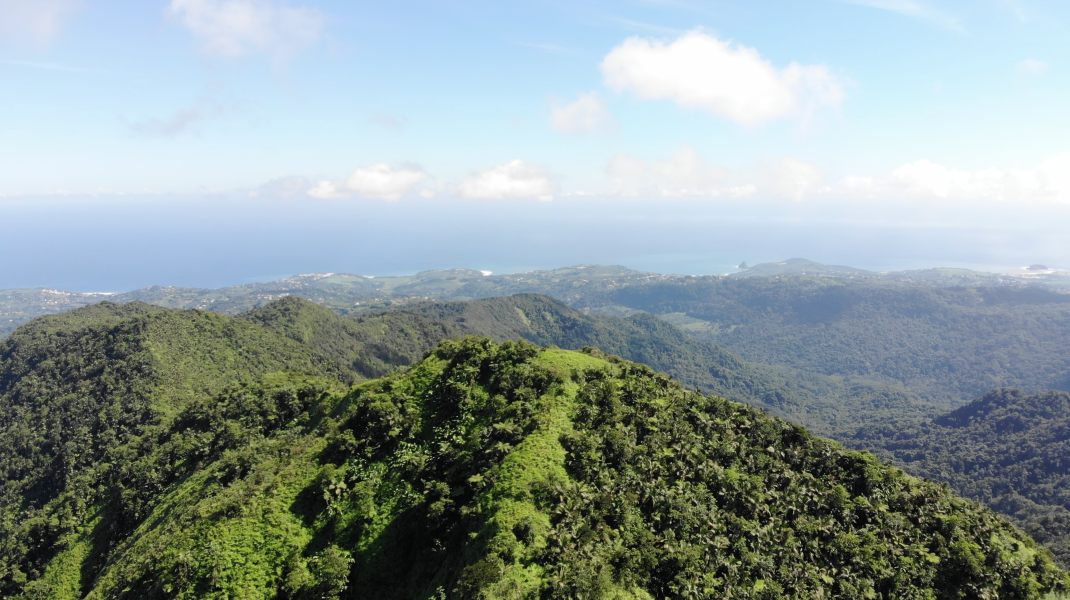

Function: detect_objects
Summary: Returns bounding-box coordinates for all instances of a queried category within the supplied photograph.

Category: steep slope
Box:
[854,388,1070,565]
[579,276,1070,405]
[0,303,344,595]
[238,295,468,379]
[28,338,1067,599]
[403,293,936,435]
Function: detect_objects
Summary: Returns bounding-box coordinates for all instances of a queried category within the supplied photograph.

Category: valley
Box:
[4,259,1070,597]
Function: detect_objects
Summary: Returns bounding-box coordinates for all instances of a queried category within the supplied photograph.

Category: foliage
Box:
[854,388,1070,567]
[240,295,468,380]
[403,294,936,437]
[579,276,1070,405]
[6,336,1065,598]
[0,266,662,337]
[0,302,344,596]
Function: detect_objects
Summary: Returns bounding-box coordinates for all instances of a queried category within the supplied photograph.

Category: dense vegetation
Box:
[0,302,348,596]
[239,296,467,380]
[854,389,1070,567]
[6,289,1070,596]
[579,276,1070,406]
[4,333,1065,599]
[404,294,936,436]
[0,265,666,337]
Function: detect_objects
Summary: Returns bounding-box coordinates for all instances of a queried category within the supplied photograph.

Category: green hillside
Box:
[238,295,468,380]
[9,338,1066,599]
[0,266,664,338]
[403,293,936,436]
[855,389,1070,566]
[582,276,1070,405]
[0,302,346,596]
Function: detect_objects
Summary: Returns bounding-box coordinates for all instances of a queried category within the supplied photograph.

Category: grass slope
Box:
[28,338,1069,599]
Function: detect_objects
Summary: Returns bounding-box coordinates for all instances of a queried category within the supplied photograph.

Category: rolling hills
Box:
[854,389,1070,566]
[578,275,1070,406]
[1,322,1064,599]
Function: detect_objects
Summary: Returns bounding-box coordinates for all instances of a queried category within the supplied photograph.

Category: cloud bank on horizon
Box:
[0,0,1067,205]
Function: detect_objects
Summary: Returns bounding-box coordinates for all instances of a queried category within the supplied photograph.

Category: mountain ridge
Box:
[3,332,1064,599]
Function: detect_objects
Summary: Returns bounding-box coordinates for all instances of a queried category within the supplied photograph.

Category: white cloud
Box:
[167,0,324,59]
[550,92,615,134]
[597,151,1070,203]
[606,154,650,195]
[249,175,311,198]
[129,99,237,138]
[0,0,82,44]
[307,180,345,200]
[607,147,757,198]
[606,154,649,180]
[459,160,555,201]
[653,146,728,190]
[889,155,1070,202]
[757,157,826,201]
[0,59,97,73]
[1018,59,1048,76]
[834,0,963,31]
[601,31,844,126]
[307,164,429,201]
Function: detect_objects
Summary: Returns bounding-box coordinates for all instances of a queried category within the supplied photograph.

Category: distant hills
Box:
[0,265,660,338]
[6,260,1070,585]
[4,259,1068,339]
[578,275,1070,405]
[733,257,1070,288]
[0,301,1064,598]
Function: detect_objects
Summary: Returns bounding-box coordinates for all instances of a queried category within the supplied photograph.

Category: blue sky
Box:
[1,0,1068,288]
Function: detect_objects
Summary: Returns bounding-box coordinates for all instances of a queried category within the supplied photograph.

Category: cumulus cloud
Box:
[308,164,429,201]
[550,92,615,134]
[606,154,649,180]
[601,31,844,126]
[889,154,1070,202]
[599,151,1070,203]
[653,146,729,190]
[1018,59,1048,76]
[167,0,324,59]
[607,147,758,198]
[757,157,826,201]
[0,0,82,44]
[459,160,555,201]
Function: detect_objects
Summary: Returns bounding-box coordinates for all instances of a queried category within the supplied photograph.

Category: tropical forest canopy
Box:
[4,260,1070,597]
[0,300,1065,599]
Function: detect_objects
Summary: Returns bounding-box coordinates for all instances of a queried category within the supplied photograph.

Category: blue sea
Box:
[1,195,1066,292]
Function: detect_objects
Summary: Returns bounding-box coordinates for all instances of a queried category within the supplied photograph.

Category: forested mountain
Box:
[400,293,935,436]
[7,278,1070,592]
[855,389,1070,567]
[1,327,1064,599]
[579,276,1070,405]
[0,265,663,337]
[0,301,352,597]
[730,258,1070,289]
[238,296,468,380]
[8,258,1064,340]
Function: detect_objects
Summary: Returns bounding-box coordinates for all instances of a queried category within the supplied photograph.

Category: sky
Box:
[1,0,1068,290]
